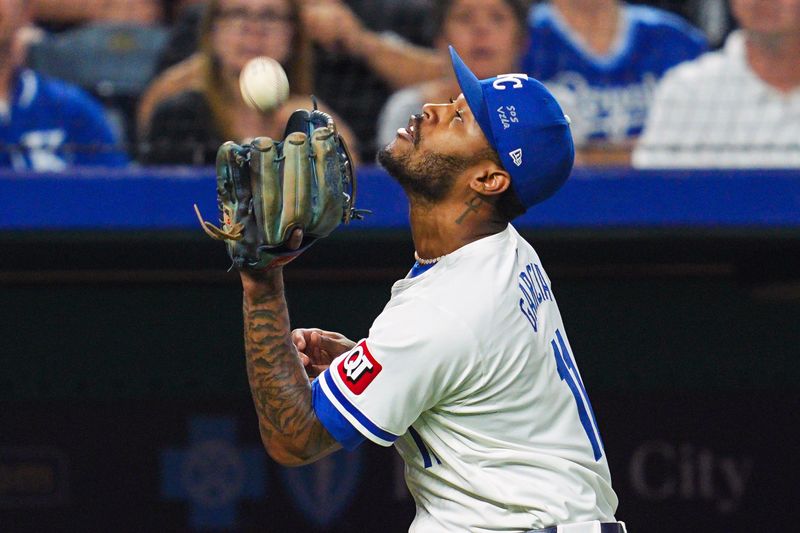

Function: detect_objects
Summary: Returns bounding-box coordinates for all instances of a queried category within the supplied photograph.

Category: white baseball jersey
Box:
[312,225,618,531]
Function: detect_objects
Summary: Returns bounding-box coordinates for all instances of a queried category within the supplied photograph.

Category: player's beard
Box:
[378,145,491,205]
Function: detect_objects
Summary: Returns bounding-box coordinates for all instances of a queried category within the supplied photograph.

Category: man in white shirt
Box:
[236,46,624,532]
[633,0,800,168]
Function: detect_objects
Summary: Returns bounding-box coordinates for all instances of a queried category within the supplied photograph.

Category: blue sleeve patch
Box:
[312,378,366,451]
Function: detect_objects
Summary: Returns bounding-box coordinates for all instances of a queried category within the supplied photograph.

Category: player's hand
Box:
[238,228,304,293]
[292,328,356,380]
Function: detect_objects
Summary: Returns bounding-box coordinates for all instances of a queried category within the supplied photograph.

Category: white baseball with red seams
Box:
[239,56,290,112]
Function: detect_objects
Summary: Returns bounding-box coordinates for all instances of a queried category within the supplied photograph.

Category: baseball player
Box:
[238,47,623,532]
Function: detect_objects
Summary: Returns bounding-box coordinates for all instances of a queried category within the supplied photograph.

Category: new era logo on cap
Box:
[449,46,574,212]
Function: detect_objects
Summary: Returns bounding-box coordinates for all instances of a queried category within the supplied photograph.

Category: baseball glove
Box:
[194,105,364,270]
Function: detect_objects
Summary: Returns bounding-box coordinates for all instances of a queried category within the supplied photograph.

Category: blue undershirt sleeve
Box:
[311,377,366,451]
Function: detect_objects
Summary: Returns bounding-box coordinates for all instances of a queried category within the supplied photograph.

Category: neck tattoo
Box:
[414,251,446,265]
[455,194,489,225]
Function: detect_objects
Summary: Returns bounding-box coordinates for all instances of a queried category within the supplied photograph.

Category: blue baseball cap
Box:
[449,46,574,210]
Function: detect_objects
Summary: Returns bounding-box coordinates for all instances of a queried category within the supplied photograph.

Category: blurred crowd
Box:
[0,0,798,171]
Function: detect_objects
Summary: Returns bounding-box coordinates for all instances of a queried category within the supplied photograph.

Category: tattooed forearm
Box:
[241,270,339,465]
[455,194,489,224]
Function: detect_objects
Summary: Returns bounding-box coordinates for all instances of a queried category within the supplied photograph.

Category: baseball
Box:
[239,56,290,112]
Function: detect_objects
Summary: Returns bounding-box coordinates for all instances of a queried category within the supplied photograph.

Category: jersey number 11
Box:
[551,329,604,461]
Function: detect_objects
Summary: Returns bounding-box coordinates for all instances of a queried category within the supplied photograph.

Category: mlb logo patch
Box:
[337,341,381,395]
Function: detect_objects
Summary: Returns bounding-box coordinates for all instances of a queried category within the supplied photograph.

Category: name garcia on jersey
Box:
[518,261,552,332]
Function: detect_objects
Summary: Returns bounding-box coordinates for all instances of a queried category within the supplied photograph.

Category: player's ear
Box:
[468,165,511,198]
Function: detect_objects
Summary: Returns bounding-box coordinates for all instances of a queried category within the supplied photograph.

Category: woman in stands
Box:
[140,0,355,165]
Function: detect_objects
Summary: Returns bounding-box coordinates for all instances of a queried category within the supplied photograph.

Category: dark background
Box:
[1,219,798,532]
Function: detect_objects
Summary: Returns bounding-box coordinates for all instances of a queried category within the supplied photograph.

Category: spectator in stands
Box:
[633,0,800,168]
[0,0,128,170]
[376,0,528,149]
[140,0,357,165]
[524,0,708,165]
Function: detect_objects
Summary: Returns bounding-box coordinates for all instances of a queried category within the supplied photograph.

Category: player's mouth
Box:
[397,127,414,143]
[397,116,421,145]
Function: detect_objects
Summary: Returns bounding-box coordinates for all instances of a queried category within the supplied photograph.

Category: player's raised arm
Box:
[195,106,362,466]
[240,267,341,466]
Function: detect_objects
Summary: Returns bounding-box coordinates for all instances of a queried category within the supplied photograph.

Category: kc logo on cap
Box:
[492,73,528,90]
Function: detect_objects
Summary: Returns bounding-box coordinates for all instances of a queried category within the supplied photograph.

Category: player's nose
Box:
[421,103,449,124]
